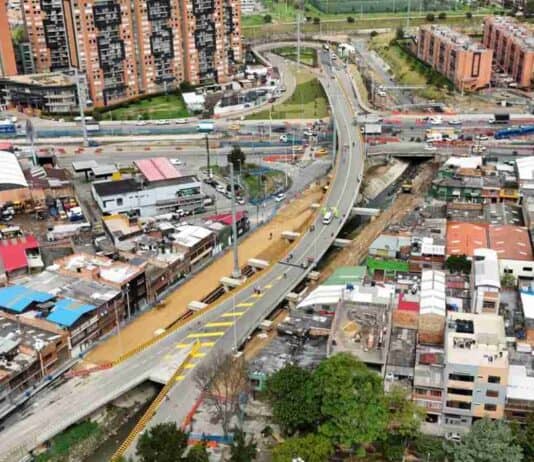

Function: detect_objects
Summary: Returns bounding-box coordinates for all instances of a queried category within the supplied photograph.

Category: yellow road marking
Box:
[175,375,185,381]
[176,341,216,349]
[236,302,254,308]
[192,352,206,358]
[164,354,173,360]
[250,293,263,299]
[176,343,190,349]
[205,321,234,327]
[276,275,283,280]
[184,363,196,369]
[187,332,225,338]
[221,311,245,317]
[264,283,273,289]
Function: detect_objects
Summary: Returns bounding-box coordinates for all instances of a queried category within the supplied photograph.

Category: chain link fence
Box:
[310,0,460,14]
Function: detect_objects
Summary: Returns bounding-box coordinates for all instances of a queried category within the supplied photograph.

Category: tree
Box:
[395,27,404,40]
[227,145,246,174]
[438,12,447,20]
[445,255,471,274]
[347,16,355,23]
[312,353,388,455]
[466,11,473,19]
[136,423,188,462]
[273,434,334,462]
[185,444,210,462]
[526,0,534,17]
[194,352,249,435]
[370,30,378,37]
[266,365,321,435]
[229,428,257,462]
[11,25,26,45]
[313,17,320,25]
[426,13,435,21]
[445,418,523,462]
[513,414,534,461]
[411,434,447,462]
[263,14,272,23]
[501,273,516,288]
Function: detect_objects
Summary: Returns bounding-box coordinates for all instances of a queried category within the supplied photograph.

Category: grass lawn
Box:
[242,0,296,27]
[35,421,100,461]
[246,71,329,120]
[272,46,317,67]
[369,33,453,100]
[100,93,189,121]
[242,165,288,200]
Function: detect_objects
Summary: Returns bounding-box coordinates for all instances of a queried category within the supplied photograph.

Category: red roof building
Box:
[134,157,180,183]
[206,211,247,226]
[0,235,40,274]
[398,293,420,312]
[446,222,488,257]
[488,225,534,261]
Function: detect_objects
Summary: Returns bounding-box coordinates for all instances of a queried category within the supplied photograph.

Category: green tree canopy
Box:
[445,254,471,274]
[445,418,523,462]
[184,443,209,462]
[272,434,334,462]
[227,145,246,173]
[266,364,321,435]
[312,353,388,454]
[136,422,188,462]
[229,428,257,462]
[513,414,534,461]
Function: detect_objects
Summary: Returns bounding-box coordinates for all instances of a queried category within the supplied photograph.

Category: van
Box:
[323,211,333,225]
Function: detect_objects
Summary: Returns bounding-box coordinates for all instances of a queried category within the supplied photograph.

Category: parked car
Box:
[274,193,286,202]
[170,158,183,166]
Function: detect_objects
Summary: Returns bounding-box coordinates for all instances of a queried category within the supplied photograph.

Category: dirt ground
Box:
[316,161,438,283]
[84,184,325,365]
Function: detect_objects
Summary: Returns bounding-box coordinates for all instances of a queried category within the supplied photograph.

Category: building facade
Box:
[416,25,493,91]
[483,16,534,89]
[0,0,17,76]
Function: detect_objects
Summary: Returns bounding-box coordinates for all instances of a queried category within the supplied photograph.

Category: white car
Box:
[236,197,245,205]
[475,135,489,141]
[280,134,288,143]
[322,210,333,225]
[376,90,387,97]
[155,119,170,125]
[175,118,187,124]
[170,158,183,166]
[136,120,148,126]
[274,193,286,202]
[472,145,487,153]
[429,116,443,125]
[216,184,226,193]
[448,119,462,125]
[424,144,438,151]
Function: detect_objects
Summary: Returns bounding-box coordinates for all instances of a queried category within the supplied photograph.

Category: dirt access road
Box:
[85,183,326,365]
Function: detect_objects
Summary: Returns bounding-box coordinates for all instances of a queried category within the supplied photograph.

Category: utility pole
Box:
[73,68,89,147]
[296,4,300,67]
[406,0,411,31]
[229,163,241,279]
[205,134,211,178]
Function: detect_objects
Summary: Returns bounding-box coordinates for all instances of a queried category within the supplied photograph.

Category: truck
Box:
[360,124,382,135]
[488,113,510,124]
[198,121,215,133]
[355,114,383,125]
[0,120,16,134]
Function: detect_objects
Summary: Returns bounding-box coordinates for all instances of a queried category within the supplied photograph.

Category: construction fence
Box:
[310,0,459,14]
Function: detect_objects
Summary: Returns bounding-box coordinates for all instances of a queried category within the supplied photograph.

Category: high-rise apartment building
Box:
[21,0,71,72]
[16,0,242,107]
[181,0,241,85]
[483,16,534,89]
[0,0,18,76]
[416,25,493,91]
[442,312,508,439]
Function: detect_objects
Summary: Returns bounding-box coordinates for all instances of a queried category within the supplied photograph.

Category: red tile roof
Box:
[134,157,180,182]
[207,211,246,226]
[488,225,533,261]
[446,222,488,257]
[0,235,39,272]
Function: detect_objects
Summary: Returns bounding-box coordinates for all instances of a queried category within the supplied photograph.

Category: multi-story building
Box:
[0,0,17,76]
[471,248,501,315]
[483,16,534,89]
[181,0,241,84]
[443,312,508,439]
[416,25,493,91]
[21,0,71,73]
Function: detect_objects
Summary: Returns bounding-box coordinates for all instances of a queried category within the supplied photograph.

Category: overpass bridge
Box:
[0,44,366,462]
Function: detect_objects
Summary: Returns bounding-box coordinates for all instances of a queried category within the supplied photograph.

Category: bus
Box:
[198,121,215,133]
[0,120,16,134]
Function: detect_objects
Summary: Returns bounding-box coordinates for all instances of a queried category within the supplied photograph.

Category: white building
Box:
[91,157,202,217]
[182,92,206,113]
[516,157,534,190]
[241,0,263,14]
[471,248,501,314]
[488,224,534,281]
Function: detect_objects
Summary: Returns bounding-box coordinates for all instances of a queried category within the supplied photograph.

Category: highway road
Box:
[0,46,364,461]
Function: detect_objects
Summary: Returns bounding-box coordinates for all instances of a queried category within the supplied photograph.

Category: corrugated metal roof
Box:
[46,298,97,327]
[135,157,180,182]
[0,284,53,312]
[0,151,28,189]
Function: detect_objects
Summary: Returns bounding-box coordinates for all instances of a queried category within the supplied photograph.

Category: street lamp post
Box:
[229,163,241,279]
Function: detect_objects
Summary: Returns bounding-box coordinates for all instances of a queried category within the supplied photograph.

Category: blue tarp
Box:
[46,298,97,327]
[0,285,54,313]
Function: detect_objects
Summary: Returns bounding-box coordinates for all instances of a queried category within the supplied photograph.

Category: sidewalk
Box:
[84,182,325,365]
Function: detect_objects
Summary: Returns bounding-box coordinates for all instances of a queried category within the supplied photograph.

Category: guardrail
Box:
[111,341,201,461]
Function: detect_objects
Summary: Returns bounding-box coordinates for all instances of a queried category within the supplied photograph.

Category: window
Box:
[448,388,473,396]
[483,301,496,309]
[472,52,481,78]
[116,198,123,206]
[488,376,501,384]
[523,267,533,272]
[449,373,475,382]
[446,400,471,410]
[504,268,513,274]
[486,390,499,398]
[484,403,497,412]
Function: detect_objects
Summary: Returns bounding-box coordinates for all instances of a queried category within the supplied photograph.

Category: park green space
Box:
[272,46,318,67]
[98,93,189,121]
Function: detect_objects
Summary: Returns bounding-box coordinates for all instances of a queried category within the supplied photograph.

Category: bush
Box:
[347,16,355,23]
[438,12,447,20]
[263,14,272,23]
[426,13,435,21]
[370,30,378,37]
[466,11,473,19]
[313,17,320,24]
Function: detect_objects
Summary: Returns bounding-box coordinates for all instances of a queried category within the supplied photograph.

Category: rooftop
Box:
[0,151,28,190]
[0,72,76,87]
[473,248,500,289]
[103,214,143,242]
[205,211,247,227]
[420,270,446,317]
[134,157,180,183]
[520,289,534,321]
[46,298,97,328]
[488,225,533,261]
[422,24,489,52]
[446,312,508,366]
[516,157,534,183]
[324,266,367,286]
[485,16,534,52]
[508,365,534,402]
[0,285,53,313]
[93,178,140,198]
[0,234,39,272]
[170,225,214,248]
[446,222,488,257]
